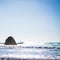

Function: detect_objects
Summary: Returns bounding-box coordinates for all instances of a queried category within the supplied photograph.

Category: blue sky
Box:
[0,0,60,45]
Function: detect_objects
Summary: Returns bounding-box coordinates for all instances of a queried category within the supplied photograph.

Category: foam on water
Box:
[0,43,60,59]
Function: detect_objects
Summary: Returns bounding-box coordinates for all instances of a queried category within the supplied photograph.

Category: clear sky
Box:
[0,0,60,45]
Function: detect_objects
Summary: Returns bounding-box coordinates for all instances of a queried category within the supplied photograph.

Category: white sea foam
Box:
[0,44,60,59]
[0,54,59,59]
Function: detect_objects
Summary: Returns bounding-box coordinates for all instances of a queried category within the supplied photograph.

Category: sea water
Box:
[0,43,60,60]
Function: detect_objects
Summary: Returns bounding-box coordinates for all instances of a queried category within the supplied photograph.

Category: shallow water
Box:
[0,43,60,60]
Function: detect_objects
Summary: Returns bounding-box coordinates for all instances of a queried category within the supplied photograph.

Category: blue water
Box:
[0,42,60,59]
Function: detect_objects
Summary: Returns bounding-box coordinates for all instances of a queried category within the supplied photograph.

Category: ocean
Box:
[0,42,60,60]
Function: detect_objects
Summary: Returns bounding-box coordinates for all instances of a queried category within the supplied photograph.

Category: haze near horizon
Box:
[0,0,60,45]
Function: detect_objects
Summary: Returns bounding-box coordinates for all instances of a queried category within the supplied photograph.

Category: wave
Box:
[0,54,60,59]
[0,42,60,59]
[45,42,60,47]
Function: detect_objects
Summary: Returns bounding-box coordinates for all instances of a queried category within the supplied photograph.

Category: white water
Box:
[0,44,60,59]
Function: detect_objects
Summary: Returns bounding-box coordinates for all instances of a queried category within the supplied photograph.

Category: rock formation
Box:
[4,36,17,45]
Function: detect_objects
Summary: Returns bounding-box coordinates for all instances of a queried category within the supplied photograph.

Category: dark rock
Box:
[4,36,17,45]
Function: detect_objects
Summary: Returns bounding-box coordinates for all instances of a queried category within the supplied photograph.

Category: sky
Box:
[0,0,60,45]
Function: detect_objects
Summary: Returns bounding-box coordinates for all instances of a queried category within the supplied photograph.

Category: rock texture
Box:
[4,36,17,45]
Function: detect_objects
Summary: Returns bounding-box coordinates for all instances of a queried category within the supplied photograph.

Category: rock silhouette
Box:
[4,36,17,45]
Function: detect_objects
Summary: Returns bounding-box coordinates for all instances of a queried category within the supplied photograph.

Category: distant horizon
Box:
[0,0,60,45]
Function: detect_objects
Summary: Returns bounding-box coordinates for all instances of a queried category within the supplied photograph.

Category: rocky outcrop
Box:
[4,36,17,45]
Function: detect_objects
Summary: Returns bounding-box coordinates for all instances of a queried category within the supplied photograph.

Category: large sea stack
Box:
[4,36,17,45]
